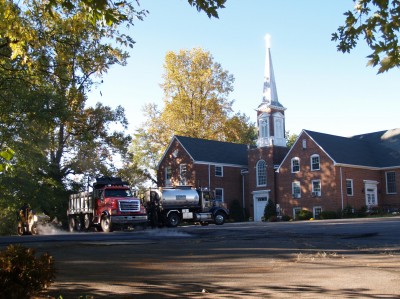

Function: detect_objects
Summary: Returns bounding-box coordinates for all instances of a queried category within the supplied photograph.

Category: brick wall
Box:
[157,138,245,211]
[276,132,400,217]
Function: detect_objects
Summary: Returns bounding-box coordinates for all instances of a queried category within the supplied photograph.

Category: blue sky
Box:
[87,1,399,138]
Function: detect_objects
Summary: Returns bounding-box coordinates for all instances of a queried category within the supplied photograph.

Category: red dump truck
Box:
[67,177,148,232]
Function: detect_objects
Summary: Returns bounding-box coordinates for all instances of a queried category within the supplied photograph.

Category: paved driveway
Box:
[9,217,400,298]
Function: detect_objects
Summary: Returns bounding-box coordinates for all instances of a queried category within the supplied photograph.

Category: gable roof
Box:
[174,135,248,167]
[304,129,400,168]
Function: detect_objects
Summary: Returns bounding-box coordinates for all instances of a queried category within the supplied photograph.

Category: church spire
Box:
[256,34,286,148]
[260,34,284,109]
[262,34,278,104]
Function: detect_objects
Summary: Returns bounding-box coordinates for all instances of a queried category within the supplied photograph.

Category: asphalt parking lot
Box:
[6,217,400,298]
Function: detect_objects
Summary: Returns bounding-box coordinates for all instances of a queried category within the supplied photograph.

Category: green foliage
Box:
[319,211,338,220]
[131,48,255,185]
[296,209,313,221]
[342,205,357,218]
[0,0,133,224]
[263,199,277,221]
[161,48,235,139]
[225,113,257,146]
[0,205,19,236]
[187,0,226,18]
[286,131,298,148]
[280,214,292,221]
[332,0,400,73]
[0,244,55,299]
[0,147,14,173]
[45,0,224,27]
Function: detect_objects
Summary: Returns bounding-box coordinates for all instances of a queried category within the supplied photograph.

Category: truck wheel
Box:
[68,216,75,232]
[75,216,82,231]
[31,223,39,235]
[167,212,180,228]
[83,214,91,230]
[101,216,112,233]
[214,212,226,225]
[17,224,24,236]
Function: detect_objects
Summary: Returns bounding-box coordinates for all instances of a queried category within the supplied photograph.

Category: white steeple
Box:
[257,34,286,148]
[262,34,280,107]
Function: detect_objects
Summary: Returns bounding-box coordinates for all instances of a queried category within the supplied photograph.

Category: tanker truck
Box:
[67,177,148,232]
[145,186,229,227]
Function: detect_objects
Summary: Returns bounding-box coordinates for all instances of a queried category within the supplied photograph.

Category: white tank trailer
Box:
[146,186,229,227]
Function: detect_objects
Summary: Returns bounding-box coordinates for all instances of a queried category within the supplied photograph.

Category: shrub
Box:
[263,200,277,221]
[342,205,357,218]
[0,244,55,299]
[0,208,18,236]
[296,209,313,221]
[319,211,338,219]
[268,216,278,222]
[280,214,292,221]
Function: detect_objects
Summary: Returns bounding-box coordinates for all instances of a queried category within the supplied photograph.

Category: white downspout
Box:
[340,167,344,210]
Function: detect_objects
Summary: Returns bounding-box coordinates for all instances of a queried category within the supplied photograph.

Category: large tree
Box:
[333,0,400,73]
[45,0,226,25]
[0,0,133,228]
[131,48,256,186]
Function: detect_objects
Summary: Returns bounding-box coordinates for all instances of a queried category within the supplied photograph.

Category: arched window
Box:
[256,160,267,186]
[274,117,284,138]
[259,119,268,139]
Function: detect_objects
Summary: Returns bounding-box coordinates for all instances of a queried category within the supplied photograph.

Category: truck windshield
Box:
[105,189,132,197]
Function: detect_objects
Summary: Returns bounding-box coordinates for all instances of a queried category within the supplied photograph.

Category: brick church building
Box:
[157,36,400,221]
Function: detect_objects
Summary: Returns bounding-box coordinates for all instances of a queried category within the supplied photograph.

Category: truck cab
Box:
[68,177,148,232]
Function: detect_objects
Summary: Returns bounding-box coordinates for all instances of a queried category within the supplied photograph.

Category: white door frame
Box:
[364,180,379,207]
[252,190,271,221]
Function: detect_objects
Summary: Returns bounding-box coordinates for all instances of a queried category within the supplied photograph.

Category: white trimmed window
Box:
[215,188,224,202]
[259,118,269,139]
[256,160,267,186]
[312,180,321,197]
[346,179,353,196]
[313,207,322,219]
[165,167,172,186]
[274,117,284,139]
[215,165,223,177]
[293,207,301,220]
[179,164,187,185]
[311,154,320,171]
[386,171,397,194]
[291,157,300,173]
[292,181,301,198]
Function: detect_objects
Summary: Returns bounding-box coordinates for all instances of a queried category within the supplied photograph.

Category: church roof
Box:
[175,135,248,167]
[304,129,400,168]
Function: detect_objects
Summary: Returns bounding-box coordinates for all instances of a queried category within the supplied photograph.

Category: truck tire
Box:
[167,212,180,228]
[83,214,91,231]
[68,216,75,232]
[214,212,226,225]
[75,216,82,232]
[101,215,112,233]
[31,223,39,235]
[17,224,24,236]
